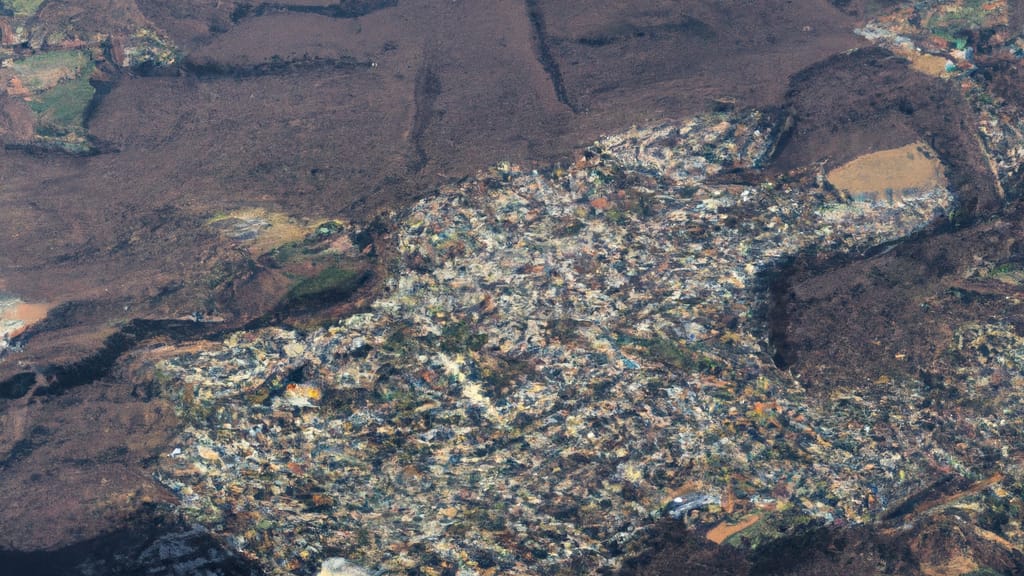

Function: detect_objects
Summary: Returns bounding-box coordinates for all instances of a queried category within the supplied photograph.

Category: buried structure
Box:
[150,107,1024,574]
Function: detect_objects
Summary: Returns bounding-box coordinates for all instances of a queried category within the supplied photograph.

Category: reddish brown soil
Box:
[1,1,1022,574]
[0,0,867,388]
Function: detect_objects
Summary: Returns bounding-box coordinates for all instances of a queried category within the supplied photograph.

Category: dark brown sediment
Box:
[3,1,1024,574]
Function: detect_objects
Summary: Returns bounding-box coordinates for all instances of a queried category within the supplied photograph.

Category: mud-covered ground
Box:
[0,0,872,380]
[2,0,1024,574]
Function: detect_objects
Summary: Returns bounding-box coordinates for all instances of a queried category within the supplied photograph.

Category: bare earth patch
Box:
[826,142,946,202]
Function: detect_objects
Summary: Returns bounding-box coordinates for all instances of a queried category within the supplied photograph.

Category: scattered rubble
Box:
[147,107,1024,576]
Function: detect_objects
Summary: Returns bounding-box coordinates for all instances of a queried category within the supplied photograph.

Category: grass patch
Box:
[284,266,367,308]
[28,63,96,137]
[1,0,44,17]
[987,262,1024,285]
[9,50,91,92]
[637,336,721,374]
[927,0,990,37]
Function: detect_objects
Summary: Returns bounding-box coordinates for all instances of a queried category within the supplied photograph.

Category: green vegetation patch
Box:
[309,220,345,241]
[9,50,91,93]
[636,336,721,374]
[927,0,991,38]
[963,569,1006,576]
[439,320,488,353]
[284,266,367,308]
[986,261,1024,286]
[29,71,96,137]
[477,355,529,400]
[727,509,820,549]
[1,0,45,17]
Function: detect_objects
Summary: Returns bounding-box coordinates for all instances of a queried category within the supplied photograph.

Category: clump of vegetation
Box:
[284,266,367,308]
[309,220,345,241]
[7,50,97,146]
[30,72,95,137]
[552,218,587,238]
[962,569,1007,576]
[440,320,488,353]
[637,336,721,374]
[987,261,1024,285]
[927,0,989,40]
[1,0,45,17]
[9,50,91,92]
[477,354,531,400]
[546,317,585,343]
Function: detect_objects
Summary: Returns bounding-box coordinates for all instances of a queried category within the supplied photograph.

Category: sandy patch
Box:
[909,53,952,77]
[706,513,762,544]
[826,142,946,203]
[207,208,315,256]
[0,299,50,341]
[2,301,50,324]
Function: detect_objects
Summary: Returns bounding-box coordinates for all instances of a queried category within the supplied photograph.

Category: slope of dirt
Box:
[0,0,867,386]
[768,200,1024,395]
[770,47,1001,218]
[1,0,1019,574]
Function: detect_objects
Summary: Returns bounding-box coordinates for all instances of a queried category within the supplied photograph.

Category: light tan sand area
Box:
[825,142,946,203]
[0,293,49,352]
[207,209,322,257]
[154,111,963,575]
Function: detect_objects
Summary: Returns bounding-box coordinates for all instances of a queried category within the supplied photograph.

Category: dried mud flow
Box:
[763,33,1024,389]
[0,0,1021,574]
[763,44,1008,387]
[0,0,867,384]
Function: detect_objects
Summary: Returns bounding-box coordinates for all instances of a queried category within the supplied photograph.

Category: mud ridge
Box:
[761,216,955,371]
[230,0,398,23]
[776,47,1002,224]
[576,15,716,48]
[0,504,260,576]
[177,55,374,79]
[0,319,216,400]
[3,138,117,156]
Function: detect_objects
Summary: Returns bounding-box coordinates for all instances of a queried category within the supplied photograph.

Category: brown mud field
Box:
[2,0,1024,574]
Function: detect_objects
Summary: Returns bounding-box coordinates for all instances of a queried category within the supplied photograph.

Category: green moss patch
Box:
[30,72,96,137]
[9,50,91,92]
[637,336,721,374]
[284,266,368,309]
[1,0,45,17]
[440,320,488,353]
